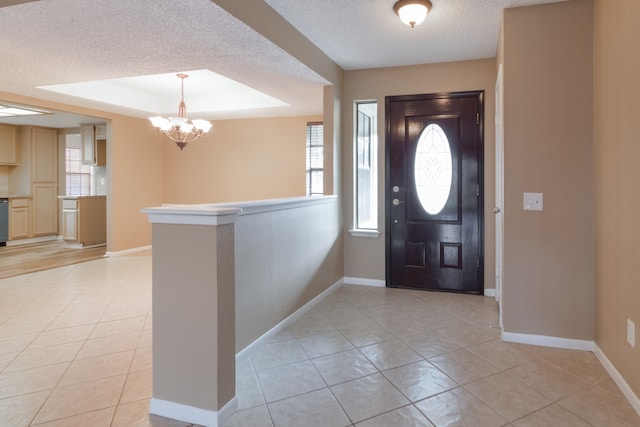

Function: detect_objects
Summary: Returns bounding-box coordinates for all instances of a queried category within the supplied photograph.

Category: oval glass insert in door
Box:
[414,124,452,215]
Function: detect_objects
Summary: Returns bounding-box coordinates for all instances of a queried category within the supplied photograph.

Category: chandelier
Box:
[149,73,212,150]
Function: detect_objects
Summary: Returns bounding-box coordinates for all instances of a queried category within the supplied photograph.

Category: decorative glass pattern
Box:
[414,124,452,215]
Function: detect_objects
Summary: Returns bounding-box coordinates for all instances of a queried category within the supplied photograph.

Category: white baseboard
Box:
[64,242,106,250]
[344,278,496,295]
[502,332,640,417]
[484,288,496,297]
[343,277,386,287]
[106,245,152,257]
[6,235,59,246]
[149,396,238,427]
[593,344,640,417]
[501,331,594,351]
[236,277,345,364]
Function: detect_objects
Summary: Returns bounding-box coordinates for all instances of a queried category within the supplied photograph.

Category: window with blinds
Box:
[65,147,92,196]
[306,122,323,196]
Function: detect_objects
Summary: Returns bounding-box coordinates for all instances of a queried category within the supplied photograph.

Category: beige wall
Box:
[342,59,496,288]
[162,116,320,204]
[0,92,165,253]
[151,222,235,411]
[233,197,342,351]
[109,116,164,252]
[501,1,594,339]
[0,91,326,253]
[324,85,342,196]
[594,0,640,396]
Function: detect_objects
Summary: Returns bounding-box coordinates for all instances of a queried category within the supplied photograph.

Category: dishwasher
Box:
[0,198,8,246]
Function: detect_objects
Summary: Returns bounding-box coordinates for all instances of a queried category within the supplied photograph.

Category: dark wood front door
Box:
[386,92,484,294]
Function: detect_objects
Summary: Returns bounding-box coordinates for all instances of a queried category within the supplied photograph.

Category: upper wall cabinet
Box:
[81,125,95,164]
[95,125,106,140]
[0,124,18,165]
[82,124,107,166]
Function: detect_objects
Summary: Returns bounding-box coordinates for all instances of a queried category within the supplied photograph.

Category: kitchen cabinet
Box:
[61,196,106,247]
[31,127,57,182]
[95,125,106,140]
[9,197,30,240]
[32,183,58,236]
[61,199,77,241]
[95,139,106,166]
[81,125,107,166]
[8,126,59,238]
[10,126,58,192]
[0,124,18,165]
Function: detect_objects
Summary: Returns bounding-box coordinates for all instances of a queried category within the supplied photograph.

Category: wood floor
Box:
[0,240,106,280]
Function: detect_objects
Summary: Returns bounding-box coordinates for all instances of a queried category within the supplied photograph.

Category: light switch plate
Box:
[523,192,543,211]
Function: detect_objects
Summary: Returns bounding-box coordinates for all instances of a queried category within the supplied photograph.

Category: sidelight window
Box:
[353,101,378,234]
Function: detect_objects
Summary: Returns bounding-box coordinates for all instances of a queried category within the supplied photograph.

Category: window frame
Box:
[351,101,380,237]
[65,146,93,196]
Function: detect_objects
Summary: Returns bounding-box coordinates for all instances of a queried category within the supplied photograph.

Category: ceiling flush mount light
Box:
[149,73,212,150]
[393,0,432,28]
[0,103,50,117]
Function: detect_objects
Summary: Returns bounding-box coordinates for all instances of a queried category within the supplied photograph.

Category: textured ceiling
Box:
[266,0,568,70]
[0,0,567,127]
[0,0,327,125]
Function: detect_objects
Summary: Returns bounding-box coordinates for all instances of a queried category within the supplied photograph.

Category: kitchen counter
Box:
[0,195,31,199]
[60,196,106,247]
[58,195,106,199]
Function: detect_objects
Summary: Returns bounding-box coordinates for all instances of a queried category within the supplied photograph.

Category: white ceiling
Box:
[0,0,566,127]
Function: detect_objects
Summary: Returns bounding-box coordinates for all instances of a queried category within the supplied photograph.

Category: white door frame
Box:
[495,64,504,328]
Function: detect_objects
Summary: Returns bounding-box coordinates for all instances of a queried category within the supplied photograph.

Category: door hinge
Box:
[476,113,480,125]
[477,184,480,197]
[477,256,480,268]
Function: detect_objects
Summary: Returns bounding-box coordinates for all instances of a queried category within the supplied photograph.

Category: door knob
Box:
[393,199,405,206]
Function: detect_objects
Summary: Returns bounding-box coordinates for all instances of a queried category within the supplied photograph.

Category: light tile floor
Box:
[0,254,638,426]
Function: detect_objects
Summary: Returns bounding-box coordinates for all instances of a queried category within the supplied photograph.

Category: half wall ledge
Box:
[142,205,241,225]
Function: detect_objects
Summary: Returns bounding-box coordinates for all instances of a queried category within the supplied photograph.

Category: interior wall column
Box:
[142,205,240,427]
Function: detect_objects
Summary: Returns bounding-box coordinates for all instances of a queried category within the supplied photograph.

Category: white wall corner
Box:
[593,344,640,417]
[501,331,594,352]
[343,277,386,287]
[106,245,151,257]
[149,396,238,427]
